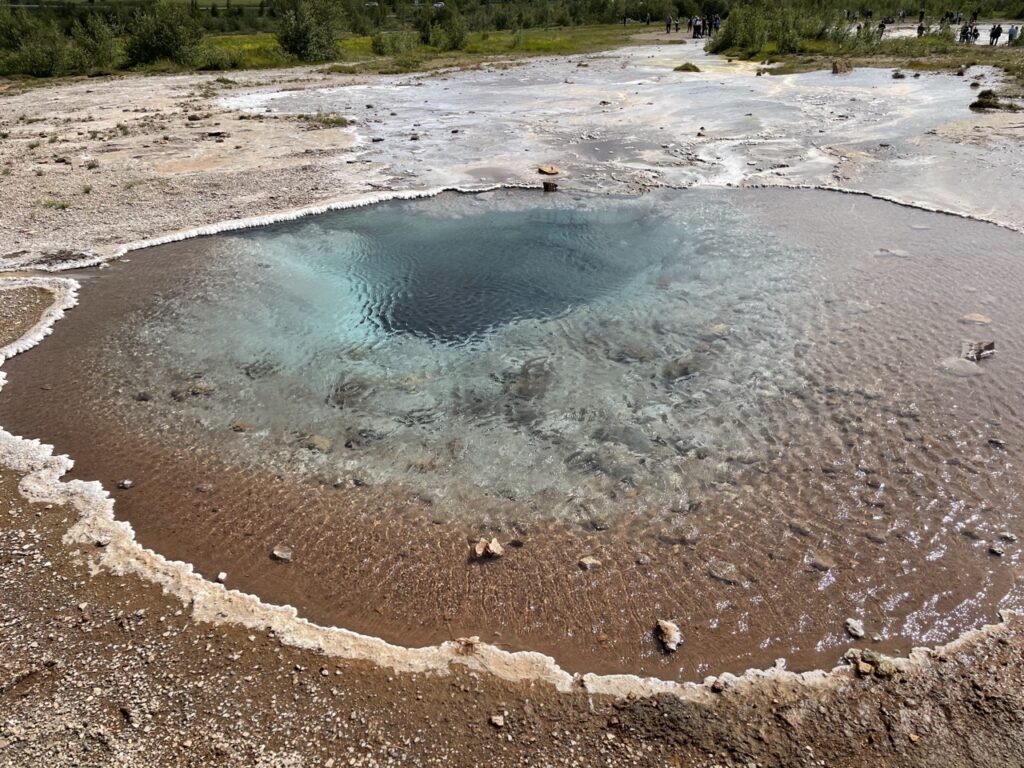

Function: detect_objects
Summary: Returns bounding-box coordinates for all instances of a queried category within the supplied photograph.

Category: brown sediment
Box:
[3,457,1024,766]
[0,285,55,347]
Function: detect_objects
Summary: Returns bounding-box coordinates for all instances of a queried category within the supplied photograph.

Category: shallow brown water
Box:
[3,188,1023,679]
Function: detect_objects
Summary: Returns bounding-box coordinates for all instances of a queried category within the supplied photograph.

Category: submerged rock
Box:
[707,557,741,585]
[938,357,984,378]
[960,312,993,325]
[662,356,696,382]
[473,538,504,559]
[845,618,866,639]
[961,340,995,362]
[502,358,553,400]
[699,323,731,342]
[656,619,682,652]
[326,376,371,408]
[302,434,332,453]
[117,479,134,489]
[188,378,214,397]
[578,555,602,570]
[808,551,836,572]
[271,545,294,563]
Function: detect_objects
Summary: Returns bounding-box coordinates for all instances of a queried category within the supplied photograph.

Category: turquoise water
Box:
[120,189,810,519]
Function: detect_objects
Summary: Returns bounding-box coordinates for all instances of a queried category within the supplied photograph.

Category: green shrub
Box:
[276,0,339,62]
[125,2,203,66]
[8,22,67,77]
[370,30,419,56]
[196,44,244,70]
[70,15,121,72]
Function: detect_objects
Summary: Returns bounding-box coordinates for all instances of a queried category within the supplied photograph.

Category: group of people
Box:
[955,20,1019,44]
[848,8,1020,45]
[626,12,724,37]
[630,12,721,37]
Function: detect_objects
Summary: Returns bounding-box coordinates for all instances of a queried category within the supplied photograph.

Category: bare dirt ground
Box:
[3,44,1024,765]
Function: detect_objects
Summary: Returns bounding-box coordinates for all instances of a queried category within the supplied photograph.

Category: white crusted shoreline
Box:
[0,217,1020,702]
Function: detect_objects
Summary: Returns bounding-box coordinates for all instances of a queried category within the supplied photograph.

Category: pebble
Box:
[473,538,503,559]
[960,312,992,325]
[809,552,836,572]
[707,558,741,585]
[656,619,682,652]
[271,545,294,562]
[845,618,866,639]
[578,555,601,570]
[489,714,505,728]
[117,479,134,489]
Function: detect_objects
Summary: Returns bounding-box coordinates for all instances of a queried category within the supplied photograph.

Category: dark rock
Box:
[961,340,995,362]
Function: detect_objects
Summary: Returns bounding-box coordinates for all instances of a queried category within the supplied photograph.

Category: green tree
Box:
[125,1,203,65]
[276,0,340,61]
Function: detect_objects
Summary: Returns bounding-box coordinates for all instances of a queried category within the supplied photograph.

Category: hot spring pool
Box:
[4,187,1023,678]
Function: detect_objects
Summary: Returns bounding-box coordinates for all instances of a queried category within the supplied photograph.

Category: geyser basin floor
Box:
[3,187,1023,679]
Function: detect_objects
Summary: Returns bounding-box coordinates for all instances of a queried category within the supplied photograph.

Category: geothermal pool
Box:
[4,187,1023,678]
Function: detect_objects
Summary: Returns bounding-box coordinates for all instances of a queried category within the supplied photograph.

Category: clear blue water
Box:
[120,189,810,519]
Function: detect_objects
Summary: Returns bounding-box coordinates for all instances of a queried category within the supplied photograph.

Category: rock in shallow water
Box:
[473,538,504,559]
[271,545,293,562]
[845,618,866,639]
[938,357,984,378]
[657,619,682,652]
[960,313,992,325]
[707,557,740,585]
[578,555,601,570]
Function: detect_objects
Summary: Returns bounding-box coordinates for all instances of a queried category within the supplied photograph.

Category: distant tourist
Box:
[665,15,672,33]
[1009,25,1019,44]
[990,23,1003,44]
[918,8,925,23]
[917,22,926,36]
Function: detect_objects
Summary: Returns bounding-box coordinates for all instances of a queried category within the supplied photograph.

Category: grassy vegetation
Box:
[195,23,642,74]
[39,198,71,210]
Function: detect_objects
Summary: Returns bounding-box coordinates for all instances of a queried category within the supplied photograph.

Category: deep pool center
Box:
[4,186,1023,678]
[113,188,811,522]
